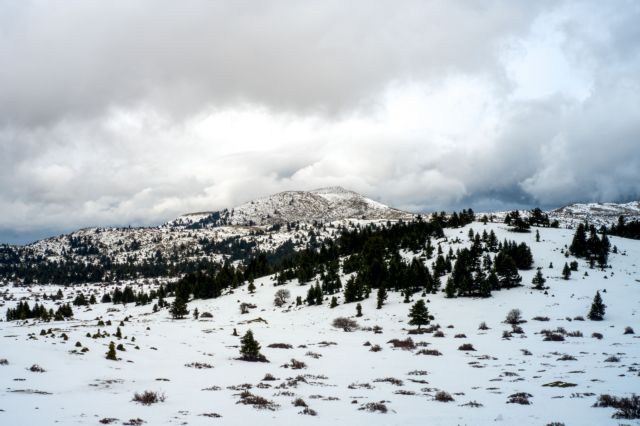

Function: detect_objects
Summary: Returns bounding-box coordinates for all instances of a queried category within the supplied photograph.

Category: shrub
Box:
[284,359,306,370]
[273,289,291,307]
[359,402,388,413]
[300,407,317,416]
[185,362,213,369]
[557,354,577,361]
[387,338,415,350]
[543,333,565,342]
[332,317,358,332]
[267,343,293,349]
[370,344,382,352]
[592,332,603,340]
[200,311,213,318]
[507,392,532,405]
[604,355,620,362]
[0,359,8,365]
[433,330,445,338]
[28,364,45,372]
[624,326,635,335]
[262,373,277,381]
[458,343,476,351]
[236,390,279,411]
[434,391,454,402]
[132,390,166,405]
[532,316,550,322]
[478,321,489,330]
[416,349,442,356]
[505,309,524,325]
[373,377,403,386]
[454,333,467,338]
[292,398,307,407]
[593,394,640,419]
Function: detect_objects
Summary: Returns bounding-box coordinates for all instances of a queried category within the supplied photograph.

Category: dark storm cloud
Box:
[1,1,640,244]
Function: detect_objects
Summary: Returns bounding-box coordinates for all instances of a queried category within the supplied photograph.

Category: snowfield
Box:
[1,222,639,425]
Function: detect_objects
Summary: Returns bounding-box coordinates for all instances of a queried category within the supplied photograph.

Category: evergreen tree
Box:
[570,223,587,257]
[314,283,323,305]
[562,263,571,280]
[444,277,456,298]
[330,296,338,308]
[535,230,540,242]
[239,329,263,361]
[587,291,606,321]
[193,307,199,319]
[106,341,117,361]
[355,303,363,317]
[170,295,189,319]
[247,279,256,294]
[531,268,546,290]
[408,299,431,330]
[376,285,387,309]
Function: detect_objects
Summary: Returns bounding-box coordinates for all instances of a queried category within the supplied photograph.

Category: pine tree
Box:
[355,303,363,317]
[587,291,606,321]
[562,263,571,280]
[193,307,199,319]
[314,283,323,305]
[115,327,122,339]
[106,341,117,361]
[330,296,338,308]
[444,277,456,298]
[535,230,540,242]
[170,295,189,319]
[531,268,546,290]
[376,286,387,309]
[239,329,263,361]
[408,299,431,330]
[247,279,256,294]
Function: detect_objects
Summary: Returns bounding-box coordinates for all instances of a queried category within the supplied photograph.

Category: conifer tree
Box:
[170,294,189,319]
[193,308,199,320]
[532,268,546,290]
[562,263,571,280]
[376,286,387,309]
[445,277,456,298]
[239,329,264,361]
[587,291,606,321]
[355,303,362,317]
[408,299,431,330]
[330,296,338,308]
[247,279,256,294]
[106,341,117,361]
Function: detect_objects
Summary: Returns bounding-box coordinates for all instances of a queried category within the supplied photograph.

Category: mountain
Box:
[550,200,640,228]
[168,186,414,228]
[0,187,414,284]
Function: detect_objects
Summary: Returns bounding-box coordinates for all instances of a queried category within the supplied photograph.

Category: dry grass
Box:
[132,390,166,405]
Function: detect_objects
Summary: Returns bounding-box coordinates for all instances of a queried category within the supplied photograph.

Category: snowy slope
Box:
[1,222,639,425]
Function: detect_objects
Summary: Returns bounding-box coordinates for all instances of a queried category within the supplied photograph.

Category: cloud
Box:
[1,1,639,243]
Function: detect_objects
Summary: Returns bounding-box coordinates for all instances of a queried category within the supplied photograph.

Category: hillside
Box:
[1,221,638,425]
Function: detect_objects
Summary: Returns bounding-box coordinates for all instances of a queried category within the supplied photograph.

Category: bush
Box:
[604,355,620,362]
[273,289,291,307]
[28,364,45,372]
[624,326,635,335]
[292,398,307,407]
[387,338,415,350]
[200,311,213,318]
[507,392,532,405]
[267,343,293,349]
[593,394,640,419]
[505,309,524,325]
[332,317,358,332]
[434,391,454,402]
[478,321,489,330]
[0,359,8,365]
[359,402,388,413]
[532,316,550,322]
[132,390,166,405]
[433,330,445,337]
[592,332,603,340]
[237,390,279,410]
[262,373,277,381]
[458,343,476,351]
[370,344,382,352]
[416,349,442,356]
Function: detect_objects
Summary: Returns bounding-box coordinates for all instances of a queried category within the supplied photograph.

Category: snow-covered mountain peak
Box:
[172,187,414,228]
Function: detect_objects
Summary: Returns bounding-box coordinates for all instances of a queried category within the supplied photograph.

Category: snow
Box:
[1,222,639,425]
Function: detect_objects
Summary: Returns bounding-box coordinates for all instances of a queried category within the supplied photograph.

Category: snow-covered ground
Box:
[1,222,639,425]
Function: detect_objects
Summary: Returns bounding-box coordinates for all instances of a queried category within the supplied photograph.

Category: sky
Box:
[1,0,640,244]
